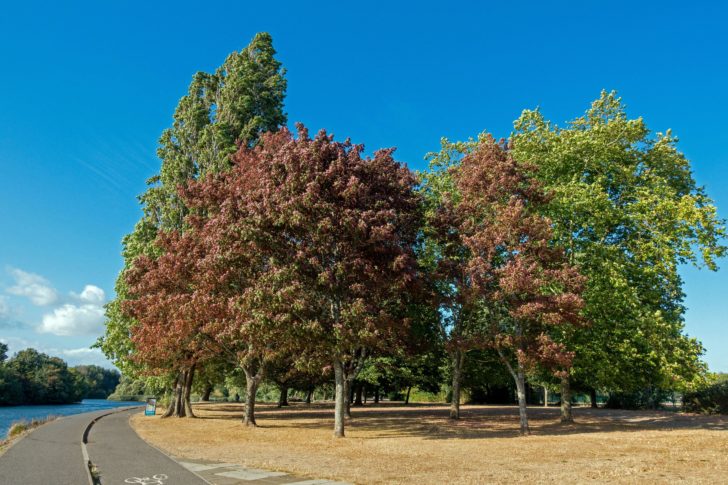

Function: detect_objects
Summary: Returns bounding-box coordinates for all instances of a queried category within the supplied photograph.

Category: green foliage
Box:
[460,350,517,404]
[98,32,287,374]
[73,365,121,399]
[682,381,728,414]
[0,365,23,405]
[510,91,725,392]
[710,373,728,384]
[1,349,85,405]
[605,387,674,410]
[107,374,169,401]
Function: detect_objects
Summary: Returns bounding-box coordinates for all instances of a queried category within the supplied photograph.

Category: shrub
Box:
[605,387,673,410]
[682,381,728,415]
[7,421,29,438]
[6,416,58,439]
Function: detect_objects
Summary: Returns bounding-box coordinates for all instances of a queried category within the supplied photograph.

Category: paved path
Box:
[1,407,350,485]
[0,406,204,485]
[0,409,110,485]
[86,408,206,484]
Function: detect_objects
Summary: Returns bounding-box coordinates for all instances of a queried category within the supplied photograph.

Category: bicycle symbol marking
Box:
[124,474,169,484]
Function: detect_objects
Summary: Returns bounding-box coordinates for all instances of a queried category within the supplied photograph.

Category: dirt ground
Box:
[131,402,728,484]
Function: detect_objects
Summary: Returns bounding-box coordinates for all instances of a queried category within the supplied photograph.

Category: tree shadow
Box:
[188,402,728,439]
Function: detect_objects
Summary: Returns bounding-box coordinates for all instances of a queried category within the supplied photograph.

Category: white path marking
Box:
[124,474,168,485]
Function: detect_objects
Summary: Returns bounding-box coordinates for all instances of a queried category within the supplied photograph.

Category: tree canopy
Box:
[98,35,725,439]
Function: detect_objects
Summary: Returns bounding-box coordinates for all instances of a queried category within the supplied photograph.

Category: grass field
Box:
[131,402,728,484]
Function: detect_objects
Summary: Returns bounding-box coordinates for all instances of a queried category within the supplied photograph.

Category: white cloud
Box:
[0,338,112,367]
[71,285,106,304]
[38,303,106,336]
[4,268,108,337]
[58,347,110,367]
[6,268,59,306]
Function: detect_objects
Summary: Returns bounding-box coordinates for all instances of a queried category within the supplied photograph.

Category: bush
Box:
[682,381,728,415]
[605,387,673,410]
[7,421,29,438]
[6,416,56,439]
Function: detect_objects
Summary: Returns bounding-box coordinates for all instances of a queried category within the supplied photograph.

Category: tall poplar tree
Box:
[98,32,287,417]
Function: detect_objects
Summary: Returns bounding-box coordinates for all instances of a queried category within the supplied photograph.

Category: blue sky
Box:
[0,1,726,371]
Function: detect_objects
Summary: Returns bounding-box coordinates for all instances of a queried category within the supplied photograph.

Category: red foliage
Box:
[454,137,586,373]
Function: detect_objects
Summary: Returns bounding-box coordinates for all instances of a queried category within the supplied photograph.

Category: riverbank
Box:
[131,402,728,484]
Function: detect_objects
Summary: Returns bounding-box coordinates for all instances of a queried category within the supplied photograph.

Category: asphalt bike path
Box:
[0,409,109,485]
[86,408,206,484]
[0,406,206,485]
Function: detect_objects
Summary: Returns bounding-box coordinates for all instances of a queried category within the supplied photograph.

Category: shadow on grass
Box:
[188,402,728,439]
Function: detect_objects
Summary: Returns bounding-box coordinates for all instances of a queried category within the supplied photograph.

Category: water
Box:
[0,399,142,438]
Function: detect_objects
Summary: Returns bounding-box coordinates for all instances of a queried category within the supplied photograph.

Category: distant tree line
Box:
[97,33,726,437]
[0,343,120,405]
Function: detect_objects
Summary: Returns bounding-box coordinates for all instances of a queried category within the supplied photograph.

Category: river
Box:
[0,399,142,438]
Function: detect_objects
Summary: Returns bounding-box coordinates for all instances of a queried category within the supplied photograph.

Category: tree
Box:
[452,138,585,435]
[4,349,85,405]
[98,33,288,417]
[123,230,226,417]
[419,135,490,419]
[511,91,726,419]
[176,135,306,426]
[74,365,121,398]
[236,125,421,437]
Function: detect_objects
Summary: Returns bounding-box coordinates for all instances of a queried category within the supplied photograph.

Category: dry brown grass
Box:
[131,401,728,484]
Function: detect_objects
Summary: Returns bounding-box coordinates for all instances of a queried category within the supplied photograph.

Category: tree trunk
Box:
[277,385,289,408]
[543,386,549,407]
[450,349,464,419]
[344,378,353,418]
[242,364,261,427]
[182,363,196,418]
[202,384,213,402]
[560,375,573,423]
[354,383,363,406]
[305,387,313,405]
[405,386,412,405]
[162,372,183,418]
[590,388,598,408]
[515,366,530,436]
[333,358,346,438]
[374,387,380,404]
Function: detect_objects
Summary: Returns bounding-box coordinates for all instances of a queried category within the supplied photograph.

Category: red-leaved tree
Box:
[232,125,422,437]
[123,230,222,417]
[455,137,586,435]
